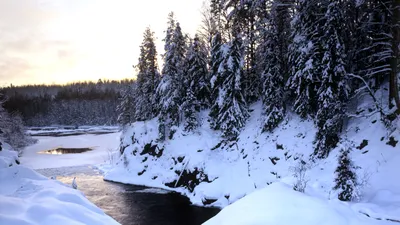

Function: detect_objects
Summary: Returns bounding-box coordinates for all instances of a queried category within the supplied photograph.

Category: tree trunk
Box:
[389,0,400,114]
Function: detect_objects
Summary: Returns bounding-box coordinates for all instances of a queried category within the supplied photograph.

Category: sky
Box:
[0,0,204,86]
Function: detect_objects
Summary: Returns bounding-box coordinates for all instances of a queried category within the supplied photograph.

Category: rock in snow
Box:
[72,177,78,189]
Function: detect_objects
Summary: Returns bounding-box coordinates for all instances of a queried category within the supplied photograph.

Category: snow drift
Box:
[0,145,119,225]
[204,182,396,225]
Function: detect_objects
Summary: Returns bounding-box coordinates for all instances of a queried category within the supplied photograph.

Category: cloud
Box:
[0,0,79,86]
[0,0,204,86]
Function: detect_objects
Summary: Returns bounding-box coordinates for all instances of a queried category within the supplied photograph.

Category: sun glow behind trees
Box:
[0,0,203,86]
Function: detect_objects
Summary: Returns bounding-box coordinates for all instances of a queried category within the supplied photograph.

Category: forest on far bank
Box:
[1,79,134,126]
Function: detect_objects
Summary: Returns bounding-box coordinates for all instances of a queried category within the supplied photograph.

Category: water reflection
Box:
[57,174,220,225]
[39,147,93,154]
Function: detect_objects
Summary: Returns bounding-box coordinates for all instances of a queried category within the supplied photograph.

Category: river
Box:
[23,128,220,225]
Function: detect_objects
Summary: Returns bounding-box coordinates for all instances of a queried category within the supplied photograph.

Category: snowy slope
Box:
[0,145,119,225]
[204,182,395,225]
[103,91,400,223]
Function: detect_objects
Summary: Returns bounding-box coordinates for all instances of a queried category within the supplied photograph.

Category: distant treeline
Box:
[1,79,134,126]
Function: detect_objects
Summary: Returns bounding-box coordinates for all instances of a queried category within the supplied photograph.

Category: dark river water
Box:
[36,166,220,225]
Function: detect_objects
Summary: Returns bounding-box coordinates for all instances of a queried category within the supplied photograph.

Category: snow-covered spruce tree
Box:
[253,0,269,85]
[0,96,34,154]
[156,13,187,140]
[182,88,199,133]
[223,0,260,103]
[210,0,226,35]
[186,35,211,109]
[214,32,249,138]
[260,0,291,132]
[287,0,324,118]
[334,145,360,202]
[117,85,134,128]
[314,0,349,159]
[181,35,209,132]
[134,27,160,121]
[209,32,226,129]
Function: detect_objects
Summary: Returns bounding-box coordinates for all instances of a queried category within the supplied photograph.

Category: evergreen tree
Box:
[389,0,400,113]
[334,145,359,202]
[350,0,400,117]
[287,0,324,118]
[214,33,249,138]
[314,0,349,158]
[135,27,160,121]
[209,32,226,129]
[210,0,224,33]
[0,95,34,153]
[117,85,134,128]
[185,34,210,109]
[260,0,291,132]
[354,0,393,90]
[181,35,210,132]
[182,88,199,133]
[223,0,260,103]
[157,13,187,140]
[254,0,269,82]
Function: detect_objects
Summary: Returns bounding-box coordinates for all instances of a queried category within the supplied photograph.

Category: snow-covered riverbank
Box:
[102,101,400,224]
[0,143,120,225]
[21,131,121,169]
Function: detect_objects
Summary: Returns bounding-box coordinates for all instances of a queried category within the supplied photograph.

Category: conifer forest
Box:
[116,0,400,159]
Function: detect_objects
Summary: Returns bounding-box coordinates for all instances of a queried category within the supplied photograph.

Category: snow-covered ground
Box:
[102,92,400,224]
[0,143,119,225]
[204,182,396,225]
[21,132,121,169]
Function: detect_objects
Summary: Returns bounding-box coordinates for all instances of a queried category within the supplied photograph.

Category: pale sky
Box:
[0,0,204,86]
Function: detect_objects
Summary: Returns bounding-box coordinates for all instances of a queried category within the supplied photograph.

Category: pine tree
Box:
[186,35,210,109]
[389,0,400,114]
[254,0,269,82]
[117,85,134,128]
[157,13,187,140]
[181,35,210,132]
[314,0,349,158]
[334,145,359,202]
[354,0,393,90]
[135,27,160,121]
[223,0,260,103]
[350,0,400,117]
[0,95,34,153]
[209,32,226,129]
[182,88,199,133]
[287,0,324,118]
[260,0,291,132]
[214,33,249,138]
[210,0,224,33]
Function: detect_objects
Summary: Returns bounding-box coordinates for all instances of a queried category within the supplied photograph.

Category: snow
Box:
[102,85,400,224]
[21,132,121,169]
[0,145,119,225]
[134,188,171,194]
[204,182,393,225]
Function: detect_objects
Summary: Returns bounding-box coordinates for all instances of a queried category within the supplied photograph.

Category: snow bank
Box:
[204,182,392,225]
[103,97,400,222]
[0,146,119,225]
[103,104,319,207]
